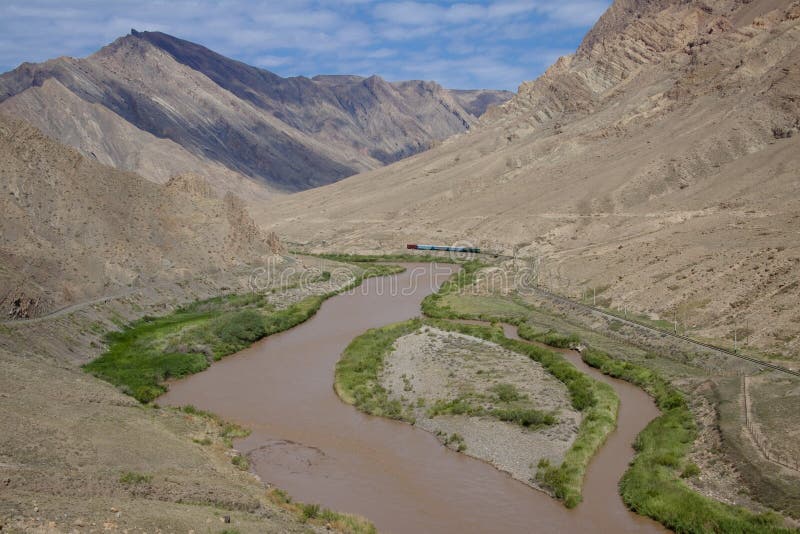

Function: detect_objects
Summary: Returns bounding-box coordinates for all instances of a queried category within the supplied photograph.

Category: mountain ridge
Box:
[0,30,512,195]
[255,0,800,358]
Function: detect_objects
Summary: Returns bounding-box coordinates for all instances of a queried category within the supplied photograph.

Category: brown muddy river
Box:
[160,263,666,533]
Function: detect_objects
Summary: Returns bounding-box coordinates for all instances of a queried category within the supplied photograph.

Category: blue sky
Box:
[0,0,611,90]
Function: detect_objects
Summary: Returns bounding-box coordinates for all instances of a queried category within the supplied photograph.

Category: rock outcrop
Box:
[0,113,280,318]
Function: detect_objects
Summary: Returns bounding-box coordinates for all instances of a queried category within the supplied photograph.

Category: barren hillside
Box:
[0,113,279,319]
[257,0,800,357]
[0,30,511,195]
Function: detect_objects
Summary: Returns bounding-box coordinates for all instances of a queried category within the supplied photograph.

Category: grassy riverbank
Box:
[86,262,404,402]
[335,318,423,420]
[582,349,791,533]
[267,488,377,534]
[423,263,793,531]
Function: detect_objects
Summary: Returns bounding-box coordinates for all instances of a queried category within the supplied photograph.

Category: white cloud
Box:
[0,0,612,90]
[254,55,293,68]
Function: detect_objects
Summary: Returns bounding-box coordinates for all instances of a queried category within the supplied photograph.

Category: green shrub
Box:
[231,454,249,471]
[421,261,484,319]
[427,396,484,417]
[491,406,556,428]
[680,463,700,479]
[538,331,580,348]
[517,323,579,348]
[212,309,266,344]
[490,383,523,402]
[301,503,321,520]
[119,471,151,485]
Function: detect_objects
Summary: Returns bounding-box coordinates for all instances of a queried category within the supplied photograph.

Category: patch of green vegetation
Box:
[490,383,522,403]
[301,502,321,520]
[492,406,557,427]
[439,293,530,321]
[119,471,151,485]
[231,454,249,471]
[179,404,251,447]
[420,261,486,319]
[534,378,617,508]
[85,265,403,403]
[582,349,791,533]
[335,319,422,422]
[427,386,557,430]
[518,323,580,349]
[427,395,485,418]
[267,488,377,534]
[352,263,407,279]
[429,319,597,412]
[211,308,268,352]
[681,462,700,479]
[445,432,467,452]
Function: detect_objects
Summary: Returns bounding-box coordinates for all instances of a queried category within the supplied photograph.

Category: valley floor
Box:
[1,255,798,533]
[0,256,375,533]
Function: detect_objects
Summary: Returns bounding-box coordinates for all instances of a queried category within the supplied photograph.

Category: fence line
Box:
[741,374,800,473]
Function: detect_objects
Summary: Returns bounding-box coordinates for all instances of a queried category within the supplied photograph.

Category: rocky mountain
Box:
[256,0,800,356]
[0,31,512,195]
[0,113,281,319]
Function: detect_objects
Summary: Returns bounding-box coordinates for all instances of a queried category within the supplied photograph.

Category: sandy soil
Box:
[380,326,580,489]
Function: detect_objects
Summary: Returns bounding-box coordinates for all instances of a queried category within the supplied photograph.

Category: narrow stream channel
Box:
[159,263,666,533]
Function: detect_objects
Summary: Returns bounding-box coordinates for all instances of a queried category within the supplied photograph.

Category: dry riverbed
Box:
[380,326,581,489]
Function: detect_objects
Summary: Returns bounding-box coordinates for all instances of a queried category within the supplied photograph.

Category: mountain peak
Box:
[0,30,511,194]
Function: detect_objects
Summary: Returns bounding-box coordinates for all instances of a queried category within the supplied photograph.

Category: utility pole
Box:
[745,318,750,345]
[734,315,738,353]
[593,287,596,306]
[674,308,678,334]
